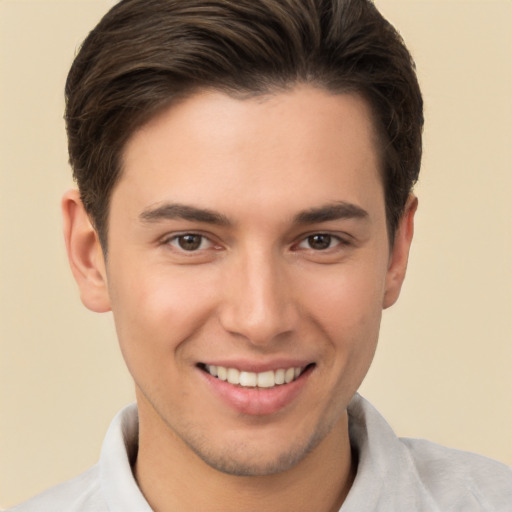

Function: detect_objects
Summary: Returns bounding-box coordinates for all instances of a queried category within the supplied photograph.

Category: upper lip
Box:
[198,359,314,373]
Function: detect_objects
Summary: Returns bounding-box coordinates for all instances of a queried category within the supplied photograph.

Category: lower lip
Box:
[199,367,313,416]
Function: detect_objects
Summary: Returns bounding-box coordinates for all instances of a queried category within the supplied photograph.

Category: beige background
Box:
[1,0,511,507]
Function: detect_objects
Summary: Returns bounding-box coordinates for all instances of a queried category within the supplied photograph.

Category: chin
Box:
[195,448,308,477]
[185,423,331,477]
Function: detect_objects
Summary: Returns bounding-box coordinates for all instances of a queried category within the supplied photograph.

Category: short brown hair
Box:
[65,0,423,248]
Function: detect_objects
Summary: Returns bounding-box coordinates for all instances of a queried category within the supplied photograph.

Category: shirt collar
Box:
[97,395,439,512]
[99,403,152,511]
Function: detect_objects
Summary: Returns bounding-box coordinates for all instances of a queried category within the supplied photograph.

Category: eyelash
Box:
[295,233,348,251]
[161,232,350,253]
[163,233,217,252]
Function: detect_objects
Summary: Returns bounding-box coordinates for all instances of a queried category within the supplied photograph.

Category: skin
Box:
[63,86,416,512]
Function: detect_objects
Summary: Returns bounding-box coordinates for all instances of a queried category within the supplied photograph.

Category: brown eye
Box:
[306,234,332,250]
[176,234,204,251]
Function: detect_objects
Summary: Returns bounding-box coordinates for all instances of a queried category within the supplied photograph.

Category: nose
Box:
[218,249,299,346]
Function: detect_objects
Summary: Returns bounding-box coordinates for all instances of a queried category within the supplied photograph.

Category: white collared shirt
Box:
[9,395,512,511]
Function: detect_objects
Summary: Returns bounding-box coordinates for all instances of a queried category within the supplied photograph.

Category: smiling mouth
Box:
[198,363,314,389]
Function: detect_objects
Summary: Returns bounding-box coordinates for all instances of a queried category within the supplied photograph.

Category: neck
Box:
[134,396,355,512]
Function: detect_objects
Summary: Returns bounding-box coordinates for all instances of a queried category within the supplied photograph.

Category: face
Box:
[69,86,414,477]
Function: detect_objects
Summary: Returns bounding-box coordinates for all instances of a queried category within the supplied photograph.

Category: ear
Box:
[62,189,111,313]
[383,194,418,309]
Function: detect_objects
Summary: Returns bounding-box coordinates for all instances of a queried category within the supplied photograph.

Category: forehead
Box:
[115,86,384,221]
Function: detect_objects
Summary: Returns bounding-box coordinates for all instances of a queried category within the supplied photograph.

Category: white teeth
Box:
[205,365,306,388]
[257,370,275,388]
[227,368,240,385]
[284,368,295,384]
[239,371,257,387]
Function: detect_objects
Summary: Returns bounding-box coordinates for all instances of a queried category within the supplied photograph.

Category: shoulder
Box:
[6,465,107,512]
[7,403,147,512]
[347,394,512,511]
[401,437,512,511]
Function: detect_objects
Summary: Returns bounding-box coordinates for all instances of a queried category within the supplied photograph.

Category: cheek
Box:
[107,264,219,367]
[320,277,384,395]
[299,258,387,393]
[302,260,387,337]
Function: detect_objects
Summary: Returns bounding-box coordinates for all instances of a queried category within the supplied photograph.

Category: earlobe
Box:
[383,194,418,309]
[62,189,111,313]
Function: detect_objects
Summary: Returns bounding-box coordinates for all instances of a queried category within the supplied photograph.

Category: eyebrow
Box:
[293,201,369,224]
[139,203,231,226]
[139,200,369,227]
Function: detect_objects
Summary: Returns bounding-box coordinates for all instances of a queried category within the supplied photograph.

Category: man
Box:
[9,0,511,511]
